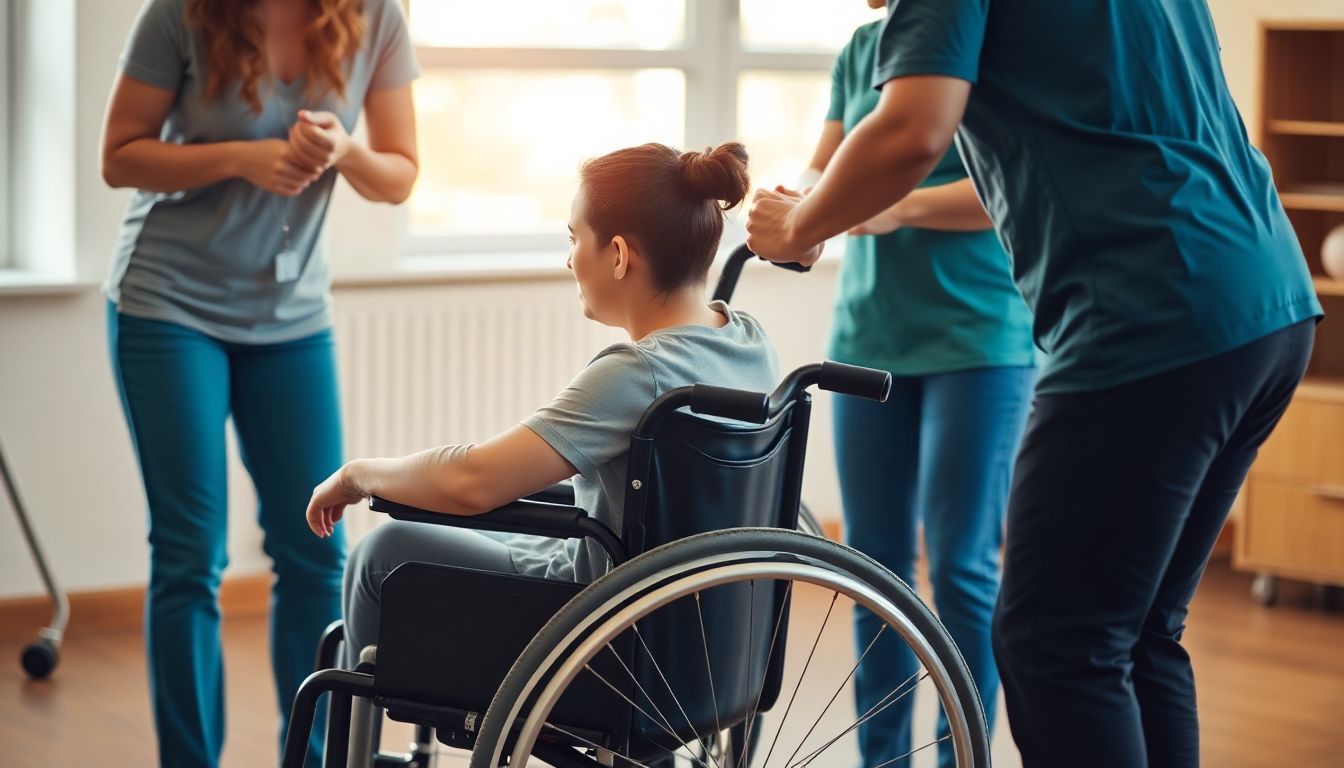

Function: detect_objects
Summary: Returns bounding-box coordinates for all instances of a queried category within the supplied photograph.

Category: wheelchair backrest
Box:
[617,394,810,756]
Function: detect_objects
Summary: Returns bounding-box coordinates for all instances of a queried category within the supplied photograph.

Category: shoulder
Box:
[718,303,771,342]
[583,343,658,388]
[363,0,410,36]
[132,0,191,31]
[845,20,884,57]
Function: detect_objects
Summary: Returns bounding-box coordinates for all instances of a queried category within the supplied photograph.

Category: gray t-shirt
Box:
[514,302,780,583]
[106,0,418,343]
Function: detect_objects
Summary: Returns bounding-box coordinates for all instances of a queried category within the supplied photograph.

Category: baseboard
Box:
[0,573,271,643]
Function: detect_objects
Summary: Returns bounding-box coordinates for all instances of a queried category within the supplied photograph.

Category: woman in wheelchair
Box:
[303,141,780,667]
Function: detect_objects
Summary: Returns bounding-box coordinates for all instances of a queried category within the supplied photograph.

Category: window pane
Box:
[409,1,686,49]
[411,70,685,238]
[737,71,831,191]
[740,0,881,52]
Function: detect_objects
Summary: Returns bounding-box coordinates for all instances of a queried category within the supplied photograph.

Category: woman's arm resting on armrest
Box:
[305,424,578,537]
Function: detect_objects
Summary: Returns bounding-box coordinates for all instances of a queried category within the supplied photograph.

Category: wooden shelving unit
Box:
[1234,21,1344,604]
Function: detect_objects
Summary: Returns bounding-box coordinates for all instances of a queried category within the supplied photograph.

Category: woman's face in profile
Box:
[567,187,616,324]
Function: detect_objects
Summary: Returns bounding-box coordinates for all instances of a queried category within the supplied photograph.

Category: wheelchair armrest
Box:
[368,495,627,565]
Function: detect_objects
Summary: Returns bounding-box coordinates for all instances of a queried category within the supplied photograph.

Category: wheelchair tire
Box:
[468,528,990,768]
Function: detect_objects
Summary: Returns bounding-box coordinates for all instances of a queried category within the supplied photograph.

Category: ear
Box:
[611,235,631,281]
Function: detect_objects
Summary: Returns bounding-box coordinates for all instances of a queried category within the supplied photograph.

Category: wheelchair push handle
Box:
[818,361,893,403]
[690,383,771,424]
[711,244,812,304]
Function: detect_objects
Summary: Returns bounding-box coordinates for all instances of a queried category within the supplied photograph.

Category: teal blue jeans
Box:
[834,365,1035,768]
[108,304,346,768]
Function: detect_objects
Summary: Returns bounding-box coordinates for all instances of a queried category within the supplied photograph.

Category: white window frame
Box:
[403,0,834,257]
[1,0,11,268]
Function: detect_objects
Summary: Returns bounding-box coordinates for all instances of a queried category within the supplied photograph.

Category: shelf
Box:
[1315,277,1344,297]
[1280,185,1344,212]
[1268,120,1344,137]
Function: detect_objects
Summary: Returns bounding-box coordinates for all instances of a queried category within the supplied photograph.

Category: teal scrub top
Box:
[826,21,1036,377]
[874,0,1322,393]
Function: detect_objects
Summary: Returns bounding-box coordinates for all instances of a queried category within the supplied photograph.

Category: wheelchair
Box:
[282,251,992,768]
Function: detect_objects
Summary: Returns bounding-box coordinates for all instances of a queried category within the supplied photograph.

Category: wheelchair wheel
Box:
[468,528,989,768]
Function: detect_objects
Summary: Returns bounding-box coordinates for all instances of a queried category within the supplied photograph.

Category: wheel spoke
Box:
[871,734,953,768]
[778,620,886,768]
[541,721,657,768]
[602,643,685,754]
[694,592,724,745]
[790,670,929,768]
[581,663,714,768]
[735,580,756,768]
[740,580,795,768]
[631,622,724,768]
[757,587,834,768]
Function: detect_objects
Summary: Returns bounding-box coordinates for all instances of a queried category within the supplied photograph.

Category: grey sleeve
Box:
[522,347,656,477]
[369,0,420,91]
[118,0,188,92]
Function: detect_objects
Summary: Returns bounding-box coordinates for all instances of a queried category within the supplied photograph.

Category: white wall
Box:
[0,0,843,602]
[5,0,1344,601]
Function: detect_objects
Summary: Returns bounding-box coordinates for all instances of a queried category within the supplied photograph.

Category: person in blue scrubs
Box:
[100,0,418,765]
[803,7,1035,766]
[745,1,1321,766]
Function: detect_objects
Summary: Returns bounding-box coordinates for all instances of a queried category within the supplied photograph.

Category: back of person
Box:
[520,301,779,583]
[877,0,1320,392]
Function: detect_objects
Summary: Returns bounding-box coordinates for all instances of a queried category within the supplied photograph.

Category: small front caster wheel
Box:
[20,636,59,680]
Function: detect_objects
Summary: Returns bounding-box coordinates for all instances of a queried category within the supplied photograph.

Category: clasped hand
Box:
[239,110,352,197]
[745,185,825,267]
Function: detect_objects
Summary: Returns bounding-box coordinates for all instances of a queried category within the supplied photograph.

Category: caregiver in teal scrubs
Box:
[99,0,417,765]
[747,1,1321,766]
[802,9,1034,767]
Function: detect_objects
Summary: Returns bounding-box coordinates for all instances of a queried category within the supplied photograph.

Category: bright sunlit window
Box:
[405,0,880,256]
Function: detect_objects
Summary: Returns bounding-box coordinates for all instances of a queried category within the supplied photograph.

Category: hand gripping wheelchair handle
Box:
[689,383,771,424]
[818,361,892,403]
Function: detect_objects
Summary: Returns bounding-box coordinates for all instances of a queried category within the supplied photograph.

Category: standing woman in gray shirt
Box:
[99,1,417,766]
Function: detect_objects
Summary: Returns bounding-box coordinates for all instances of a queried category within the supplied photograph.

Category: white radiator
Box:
[331,279,623,539]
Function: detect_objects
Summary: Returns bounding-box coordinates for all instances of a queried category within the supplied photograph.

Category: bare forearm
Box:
[344,444,482,515]
[102,139,242,193]
[335,142,418,204]
[790,110,948,248]
[891,178,992,232]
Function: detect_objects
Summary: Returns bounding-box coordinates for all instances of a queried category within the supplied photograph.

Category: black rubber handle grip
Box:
[819,361,893,402]
[770,259,813,273]
[689,384,771,424]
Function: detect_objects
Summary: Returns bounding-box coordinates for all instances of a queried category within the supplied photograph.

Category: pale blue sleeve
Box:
[872,0,989,88]
[522,347,656,477]
[369,0,420,91]
[118,0,188,92]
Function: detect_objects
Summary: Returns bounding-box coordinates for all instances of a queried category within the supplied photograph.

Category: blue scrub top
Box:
[874,0,1322,393]
[827,21,1036,377]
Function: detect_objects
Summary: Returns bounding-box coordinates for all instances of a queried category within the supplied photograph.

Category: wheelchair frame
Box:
[281,248,990,768]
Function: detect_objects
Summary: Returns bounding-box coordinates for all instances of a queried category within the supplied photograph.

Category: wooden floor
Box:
[2,556,1342,768]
